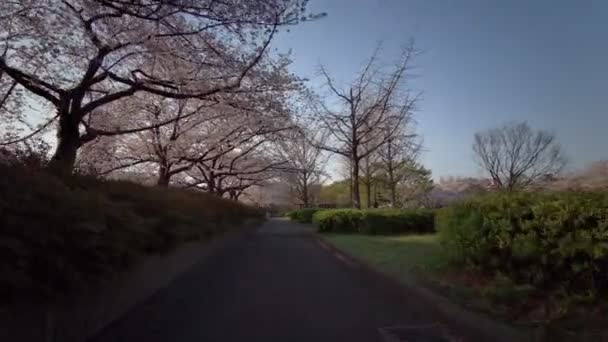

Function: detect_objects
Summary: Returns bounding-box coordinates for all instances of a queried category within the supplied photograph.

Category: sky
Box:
[272,0,608,180]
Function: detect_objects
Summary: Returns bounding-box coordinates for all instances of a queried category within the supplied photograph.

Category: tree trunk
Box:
[364,157,371,208]
[352,158,361,209]
[49,112,80,173]
[389,180,397,208]
[373,183,378,208]
[229,190,242,201]
[206,173,218,194]
[348,174,353,207]
[388,160,396,208]
[302,185,309,208]
[365,179,371,209]
[302,173,309,208]
[157,164,171,187]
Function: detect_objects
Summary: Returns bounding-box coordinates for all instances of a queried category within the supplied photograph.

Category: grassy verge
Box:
[322,233,608,341]
[323,234,444,281]
[0,162,262,304]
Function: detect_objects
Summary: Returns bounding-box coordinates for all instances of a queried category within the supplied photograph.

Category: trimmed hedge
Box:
[0,162,262,303]
[313,209,363,232]
[313,208,435,234]
[436,192,608,294]
[286,208,322,223]
[361,209,435,234]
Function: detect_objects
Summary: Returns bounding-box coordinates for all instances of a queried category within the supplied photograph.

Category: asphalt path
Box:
[90,218,450,342]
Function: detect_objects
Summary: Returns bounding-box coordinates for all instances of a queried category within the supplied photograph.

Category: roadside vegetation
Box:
[0,1,605,339]
[285,208,322,223]
[0,160,262,304]
[435,191,608,339]
[323,234,443,279]
[313,208,434,234]
[289,190,608,340]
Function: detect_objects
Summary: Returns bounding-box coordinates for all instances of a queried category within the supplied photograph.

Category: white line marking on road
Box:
[317,240,331,251]
[317,239,359,269]
[334,252,358,269]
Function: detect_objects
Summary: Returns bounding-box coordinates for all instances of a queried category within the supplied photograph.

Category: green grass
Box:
[322,234,444,283]
[323,233,532,315]
[324,233,608,340]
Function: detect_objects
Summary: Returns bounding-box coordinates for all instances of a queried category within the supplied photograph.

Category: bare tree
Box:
[473,122,566,191]
[375,117,421,206]
[0,0,315,172]
[313,43,418,208]
[360,142,379,208]
[275,126,328,207]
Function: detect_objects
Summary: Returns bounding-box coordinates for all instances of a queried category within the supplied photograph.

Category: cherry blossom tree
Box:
[0,0,317,172]
[78,51,300,186]
[185,140,288,199]
[77,95,218,184]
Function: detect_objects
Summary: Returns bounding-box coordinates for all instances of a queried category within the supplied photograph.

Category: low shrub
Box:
[360,209,435,234]
[0,162,262,303]
[436,192,608,294]
[313,209,364,232]
[313,208,435,234]
[286,208,322,223]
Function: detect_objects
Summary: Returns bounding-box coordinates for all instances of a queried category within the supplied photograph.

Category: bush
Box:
[360,209,435,234]
[0,162,262,303]
[286,208,322,223]
[313,208,435,234]
[313,209,364,232]
[436,192,608,294]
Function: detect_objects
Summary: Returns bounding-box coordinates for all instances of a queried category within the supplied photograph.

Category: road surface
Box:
[90,218,450,342]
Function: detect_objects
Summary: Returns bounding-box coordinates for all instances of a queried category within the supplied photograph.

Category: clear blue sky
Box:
[272,0,608,180]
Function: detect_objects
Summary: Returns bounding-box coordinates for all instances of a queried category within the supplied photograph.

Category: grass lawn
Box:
[322,233,608,340]
[323,233,549,319]
[322,234,444,284]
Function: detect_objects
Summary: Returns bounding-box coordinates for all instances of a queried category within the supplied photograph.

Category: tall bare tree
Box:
[275,126,328,207]
[376,117,421,206]
[0,0,316,172]
[313,43,418,208]
[473,121,566,191]
[360,142,379,208]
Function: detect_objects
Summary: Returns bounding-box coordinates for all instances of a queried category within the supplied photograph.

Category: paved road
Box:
[90,219,448,342]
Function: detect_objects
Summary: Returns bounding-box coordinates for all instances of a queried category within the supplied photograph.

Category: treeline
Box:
[0,0,327,201]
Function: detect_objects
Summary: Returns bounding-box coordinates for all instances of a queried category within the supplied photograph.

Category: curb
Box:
[314,235,536,342]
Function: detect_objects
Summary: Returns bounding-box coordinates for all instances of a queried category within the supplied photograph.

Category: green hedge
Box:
[0,162,262,303]
[436,192,608,294]
[313,209,363,232]
[286,208,322,223]
[313,208,435,234]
